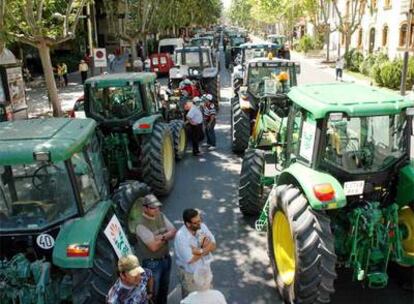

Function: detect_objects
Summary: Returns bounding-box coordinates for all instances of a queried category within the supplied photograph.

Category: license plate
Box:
[343,181,365,196]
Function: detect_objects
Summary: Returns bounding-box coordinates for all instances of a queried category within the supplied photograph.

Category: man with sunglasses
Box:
[174,208,216,297]
[136,194,177,304]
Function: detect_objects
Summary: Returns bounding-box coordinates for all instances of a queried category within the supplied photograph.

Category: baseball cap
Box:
[143,194,163,208]
[118,254,145,276]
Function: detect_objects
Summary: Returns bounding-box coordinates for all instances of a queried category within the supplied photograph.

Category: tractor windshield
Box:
[323,113,409,173]
[231,37,246,46]
[89,85,143,119]
[247,65,294,96]
[176,51,211,67]
[0,162,77,231]
[191,39,212,47]
[244,48,276,62]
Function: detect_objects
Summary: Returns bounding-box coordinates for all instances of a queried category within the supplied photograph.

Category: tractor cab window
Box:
[160,45,175,55]
[176,51,211,67]
[0,162,77,231]
[231,37,246,46]
[247,64,293,97]
[145,83,159,112]
[72,152,100,211]
[90,85,143,119]
[87,135,108,199]
[323,113,408,173]
[244,48,276,62]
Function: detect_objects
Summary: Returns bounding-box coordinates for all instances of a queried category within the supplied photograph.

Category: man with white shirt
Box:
[185,101,204,156]
[174,209,216,297]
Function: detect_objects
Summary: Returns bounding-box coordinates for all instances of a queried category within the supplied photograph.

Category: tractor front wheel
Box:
[267,185,337,304]
[231,101,250,154]
[142,123,175,196]
[205,77,220,110]
[169,120,188,160]
[238,149,265,215]
[72,231,117,304]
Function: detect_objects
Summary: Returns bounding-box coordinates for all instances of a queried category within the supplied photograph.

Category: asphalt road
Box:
[160,48,414,304]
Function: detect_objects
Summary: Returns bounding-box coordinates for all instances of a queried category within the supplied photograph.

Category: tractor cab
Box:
[84,73,161,126]
[190,36,214,49]
[267,34,287,48]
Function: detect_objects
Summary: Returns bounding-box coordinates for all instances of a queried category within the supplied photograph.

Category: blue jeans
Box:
[205,121,216,146]
[142,255,171,304]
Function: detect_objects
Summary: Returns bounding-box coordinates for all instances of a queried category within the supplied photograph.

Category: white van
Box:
[158,38,185,55]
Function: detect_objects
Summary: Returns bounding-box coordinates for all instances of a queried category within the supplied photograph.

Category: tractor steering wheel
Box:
[32,164,61,191]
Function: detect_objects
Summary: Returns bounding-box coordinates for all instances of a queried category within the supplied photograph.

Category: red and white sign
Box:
[93,48,107,68]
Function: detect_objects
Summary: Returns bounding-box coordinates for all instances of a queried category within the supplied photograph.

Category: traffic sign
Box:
[93,48,107,67]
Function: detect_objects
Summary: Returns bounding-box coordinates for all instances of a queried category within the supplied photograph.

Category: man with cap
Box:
[202,94,216,150]
[107,254,154,304]
[135,194,176,304]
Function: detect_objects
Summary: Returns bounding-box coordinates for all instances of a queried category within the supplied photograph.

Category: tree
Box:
[332,0,366,56]
[4,0,88,117]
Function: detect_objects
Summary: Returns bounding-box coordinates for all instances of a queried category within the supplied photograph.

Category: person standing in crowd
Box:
[79,59,89,84]
[185,101,204,156]
[180,265,227,304]
[57,63,65,87]
[144,57,151,72]
[136,194,177,304]
[336,56,344,81]
[202,94,216,150]
[112,48,130,73]
[174,209,216,297]
[61,62,68,86]
[107,254,154,304]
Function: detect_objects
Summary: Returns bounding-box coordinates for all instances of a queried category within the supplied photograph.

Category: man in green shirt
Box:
[136,194,176,304]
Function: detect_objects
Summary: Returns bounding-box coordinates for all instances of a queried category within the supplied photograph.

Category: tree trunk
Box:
[345,33,351,57]
[37,41,62,117]
[326,30,330,61]
[131,38,138,61]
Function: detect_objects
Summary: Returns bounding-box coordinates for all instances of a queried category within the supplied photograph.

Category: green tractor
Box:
[0,118,151,303]
[231,57,300,154]
[252,83,414,303]
[84,73,187,196]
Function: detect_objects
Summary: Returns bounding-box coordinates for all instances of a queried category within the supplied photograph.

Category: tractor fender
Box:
[133,114,163,135]
[53,200,113,268]
[202,67,218,78]
[277,163,346,210]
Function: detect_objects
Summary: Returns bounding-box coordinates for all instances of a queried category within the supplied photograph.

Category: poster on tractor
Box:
[104,214,133,258]
[5,66,26,111]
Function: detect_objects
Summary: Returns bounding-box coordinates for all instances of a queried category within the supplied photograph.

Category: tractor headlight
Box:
[169,104,177,110]
[33,151,51,162]
[406,107,414,116]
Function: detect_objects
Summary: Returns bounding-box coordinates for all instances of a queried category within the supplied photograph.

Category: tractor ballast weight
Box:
[0,118,151,304]
[84,73,187,195]
[252,83,414,303]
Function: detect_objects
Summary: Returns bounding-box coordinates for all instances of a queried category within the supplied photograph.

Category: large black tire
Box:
[238,149,265,216]
[169,120,188,160]
[142,123,175,196]
[205,77,220,109]
[267,185,337,304]
[72,228,118,304]
[112,181,151,239]
[231,101,250,154]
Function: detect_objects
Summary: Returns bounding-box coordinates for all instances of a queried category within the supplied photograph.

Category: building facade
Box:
[310,0,414,59]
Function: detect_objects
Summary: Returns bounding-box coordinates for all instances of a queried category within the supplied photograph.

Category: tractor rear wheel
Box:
[72,230,117,304]
[205,77,220,110]
[238,149,265,216]
[231,101,250,154]
[112,181,151,241]
[142,123,175,196]
[169,120,188,160]
[267,185,337,304]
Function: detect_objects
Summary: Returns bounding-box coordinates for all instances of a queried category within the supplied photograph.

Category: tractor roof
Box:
[267,34,286,38]
[85,72,156,87]
[240,42,279,49]
[191,36,213,41]
[0,118,97,165]
[175,46,210,52]
[287,83,414,119]
[248,57,295,64]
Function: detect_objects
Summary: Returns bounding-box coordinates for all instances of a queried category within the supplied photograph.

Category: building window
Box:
[369,28,376,53]
[400,23,408,47]
[382,25,388,46]
[384,0,391,8]
[357,28,363,47]
[371,0,377,9]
